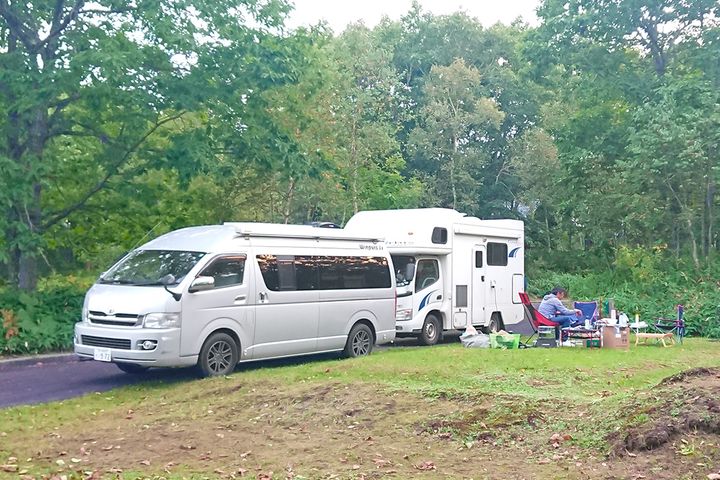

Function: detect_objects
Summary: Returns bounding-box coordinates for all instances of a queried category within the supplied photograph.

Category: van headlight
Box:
[143,313,181,329]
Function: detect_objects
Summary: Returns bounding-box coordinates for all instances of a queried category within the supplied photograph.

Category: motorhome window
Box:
[475,251,483,268]
[200,256,245,288]
[99,250,205,286]
[415,259,439,292]
[487,243,508,266]
[317,256,391,290]
[431,227,448,244]
[391,255,416,287]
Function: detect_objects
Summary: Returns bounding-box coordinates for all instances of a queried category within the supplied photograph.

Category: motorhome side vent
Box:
[487,242,508,266]
[431,227,448,244]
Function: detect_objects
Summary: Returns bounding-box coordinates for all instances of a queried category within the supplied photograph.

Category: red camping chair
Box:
[519,292,561,345]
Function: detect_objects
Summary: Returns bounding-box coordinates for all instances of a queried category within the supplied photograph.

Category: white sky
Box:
[286,0,540,33]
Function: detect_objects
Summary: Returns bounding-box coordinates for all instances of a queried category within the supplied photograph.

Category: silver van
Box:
[74,223,396,376]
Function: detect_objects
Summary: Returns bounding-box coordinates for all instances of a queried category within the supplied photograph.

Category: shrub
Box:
[0,278,88,354]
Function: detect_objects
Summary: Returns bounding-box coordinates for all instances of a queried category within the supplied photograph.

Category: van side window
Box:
[415,259,439,292]
[258,255,391,291]
[317,256,391,290]
[487,242,508,266]
[256,255,317,291]
[200,255,245,288]
[431,227,448,244]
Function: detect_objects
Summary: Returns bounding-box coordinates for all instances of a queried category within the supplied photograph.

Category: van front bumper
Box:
[74,322,196,367]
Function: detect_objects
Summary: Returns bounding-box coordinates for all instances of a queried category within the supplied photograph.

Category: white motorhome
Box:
[345,208,524,345]
[74,223,396,377]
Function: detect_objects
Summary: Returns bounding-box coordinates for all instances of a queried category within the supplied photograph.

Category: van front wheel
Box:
[198,332,239,377]
[344,324,374,358]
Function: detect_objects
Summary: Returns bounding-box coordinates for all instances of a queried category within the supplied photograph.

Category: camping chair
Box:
[654,304,685,344]
[519,292,560,346]
[574,301,599,325]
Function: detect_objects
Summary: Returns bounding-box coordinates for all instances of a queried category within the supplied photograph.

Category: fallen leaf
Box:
[0,465,18,473]
[707,474,720,480]
[139,460,150,466]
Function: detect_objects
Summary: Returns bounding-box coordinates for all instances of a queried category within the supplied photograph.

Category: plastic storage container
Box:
[489,333,521,349]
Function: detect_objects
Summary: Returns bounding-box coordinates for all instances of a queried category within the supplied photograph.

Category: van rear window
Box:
[257,255,391,291]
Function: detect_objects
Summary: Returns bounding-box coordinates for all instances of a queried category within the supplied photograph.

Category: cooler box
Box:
[490,333,520,349]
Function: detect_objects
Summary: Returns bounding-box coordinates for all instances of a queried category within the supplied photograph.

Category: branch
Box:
[41,111,187,231]
[39,0,84,54]
[0,0,40,50]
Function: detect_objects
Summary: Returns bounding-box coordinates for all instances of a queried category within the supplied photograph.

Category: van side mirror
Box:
[189,276,215,293]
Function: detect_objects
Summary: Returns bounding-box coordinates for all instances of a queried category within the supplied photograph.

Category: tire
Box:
[344,323,374,358]
[197,332,239,377]
[116,363,150,374]
[481,314,502,334]
[418,314,442,346]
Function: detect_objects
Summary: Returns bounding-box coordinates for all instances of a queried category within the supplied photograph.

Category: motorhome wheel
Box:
[419,314,441,346]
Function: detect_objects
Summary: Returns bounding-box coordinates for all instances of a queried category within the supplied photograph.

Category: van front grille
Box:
[81,335,132,350]
[88,311,141,327]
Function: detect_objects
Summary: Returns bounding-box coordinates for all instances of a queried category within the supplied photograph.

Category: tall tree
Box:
[0,0,295,289]
[409,59,505,212]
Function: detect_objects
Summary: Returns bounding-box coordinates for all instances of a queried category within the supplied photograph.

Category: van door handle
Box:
[258,292,267,303]
[234,294,246,303]
[436,295,442,300]
[481,276,485,282]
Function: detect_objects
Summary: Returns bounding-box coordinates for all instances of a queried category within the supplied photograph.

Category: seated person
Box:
[538,286,582,329]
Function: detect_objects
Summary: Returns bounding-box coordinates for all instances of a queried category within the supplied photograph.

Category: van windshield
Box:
[99,250,206,286]
[391,255,416,287]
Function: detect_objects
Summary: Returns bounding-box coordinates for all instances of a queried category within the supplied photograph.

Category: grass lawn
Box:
[2,338,720,479]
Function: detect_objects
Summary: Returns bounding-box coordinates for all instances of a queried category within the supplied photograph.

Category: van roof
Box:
[141,225,237,252]
[139,223,383,252]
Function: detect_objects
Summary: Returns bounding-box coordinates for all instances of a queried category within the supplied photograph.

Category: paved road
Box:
[0,323,531,409]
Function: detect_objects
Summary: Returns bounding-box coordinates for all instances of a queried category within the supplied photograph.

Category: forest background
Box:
[1,0,719,352]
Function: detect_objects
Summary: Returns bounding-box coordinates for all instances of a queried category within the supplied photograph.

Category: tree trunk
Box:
[706,181,715,258]
[686,216,700,269]
[282,177,296,224]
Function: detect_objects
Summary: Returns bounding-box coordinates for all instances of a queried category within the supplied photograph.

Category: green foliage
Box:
[0,277,88,353]
[528,246,720,338]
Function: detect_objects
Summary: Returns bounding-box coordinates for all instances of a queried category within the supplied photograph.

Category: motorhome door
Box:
[413,258,442,317]
[471,246,487,326]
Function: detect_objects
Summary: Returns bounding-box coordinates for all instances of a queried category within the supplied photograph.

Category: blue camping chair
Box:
[654,305,685,344]
[574,301,599,324]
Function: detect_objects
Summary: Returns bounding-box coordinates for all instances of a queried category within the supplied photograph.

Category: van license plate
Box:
[94,348,112,362]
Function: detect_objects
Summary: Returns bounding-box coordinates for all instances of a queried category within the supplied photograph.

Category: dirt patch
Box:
[612,367,720,455]
[5,370,720,479]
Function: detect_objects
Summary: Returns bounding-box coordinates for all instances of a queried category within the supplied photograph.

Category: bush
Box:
[0,277,88,354]
[529,249,720,339]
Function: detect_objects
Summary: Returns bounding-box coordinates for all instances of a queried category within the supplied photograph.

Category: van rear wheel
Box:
[419,314,441,346]
[344,323,373,358]
[198,332,239,377]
